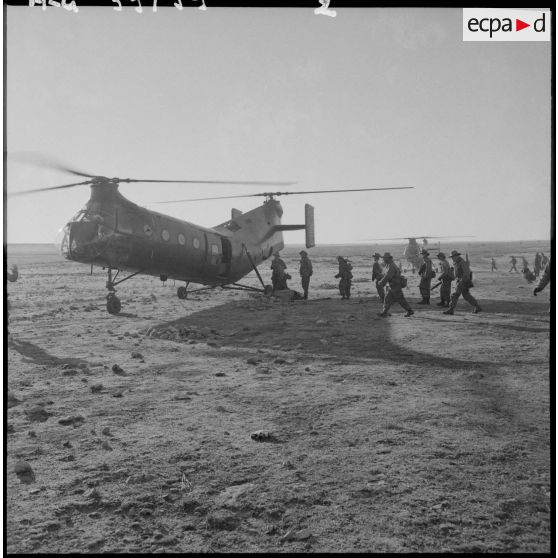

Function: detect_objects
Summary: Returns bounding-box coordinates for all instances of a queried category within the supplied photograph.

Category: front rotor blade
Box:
[8,152,96,178]
[9,180,93,196]
[123,179,296,186]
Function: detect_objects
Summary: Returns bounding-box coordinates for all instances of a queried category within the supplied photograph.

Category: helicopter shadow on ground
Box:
[149,297,526,372]
[7,336,91,368]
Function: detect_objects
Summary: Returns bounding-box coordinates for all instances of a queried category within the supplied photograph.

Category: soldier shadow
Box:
[151,297,525,372]
[8,336,90,368]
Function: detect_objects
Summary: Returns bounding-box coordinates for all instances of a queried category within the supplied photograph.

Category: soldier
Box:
[443,250,482,315]
[490,258,497,272]
[417,249,433,305]
[270,252,287,293]
[298,250,313,299]
[541,252,548,268]
[377,252,414,317]
[509,256,518,272]
[436,252,453,307]
[533,252,541,277]
[335,256,353,300]
[533,258,550,294]
[7,264,19,283]
[521,256,529,272]
[371,253,384,302]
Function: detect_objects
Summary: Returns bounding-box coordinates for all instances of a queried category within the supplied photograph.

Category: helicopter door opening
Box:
[219,237,232,277]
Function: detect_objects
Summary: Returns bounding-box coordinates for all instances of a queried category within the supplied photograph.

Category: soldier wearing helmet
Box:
[378,252,414,317]
[436,252,453,308]
[371,253,385,302]
[417,249,433,305]
[443,250,481,315]
[298,250,313,299]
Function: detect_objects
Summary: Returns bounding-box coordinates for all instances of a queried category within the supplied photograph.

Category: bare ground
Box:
[5,243,551,553]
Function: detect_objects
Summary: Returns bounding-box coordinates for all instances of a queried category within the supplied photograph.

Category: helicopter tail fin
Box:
[305,204,315,248]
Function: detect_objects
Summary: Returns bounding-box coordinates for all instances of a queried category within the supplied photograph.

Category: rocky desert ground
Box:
[5,240,552,553]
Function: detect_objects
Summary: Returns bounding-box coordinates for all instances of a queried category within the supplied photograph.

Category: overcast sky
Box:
[5,6,552,244]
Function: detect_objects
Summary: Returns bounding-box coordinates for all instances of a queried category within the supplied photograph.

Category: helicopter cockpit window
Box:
[116,210,135,235]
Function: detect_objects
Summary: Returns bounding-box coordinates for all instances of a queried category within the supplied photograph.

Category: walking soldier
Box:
[436,252,453,307]
[372,252,385,302]
[443,250,482,315]
[298,250,313,299]
[417,249,434,305]
[377,252,414,317]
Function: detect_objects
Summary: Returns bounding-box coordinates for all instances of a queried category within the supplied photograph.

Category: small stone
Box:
[14,460,35,484]
[112,364,127,376]
[101,441,113,451]
[101,427,112,436]
[214,372,226,377]
[63,440,73,448]
[246,357,259,365]
[112,390,124,398]
[24,406,51,423]
[131,352,143,360]
[251,430,273,442]
[90,384,104,393]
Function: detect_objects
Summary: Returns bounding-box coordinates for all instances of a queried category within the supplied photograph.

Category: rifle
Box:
[430,281,442,291]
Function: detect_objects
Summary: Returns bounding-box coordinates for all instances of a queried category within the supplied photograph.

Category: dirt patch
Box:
[6,242,551,553]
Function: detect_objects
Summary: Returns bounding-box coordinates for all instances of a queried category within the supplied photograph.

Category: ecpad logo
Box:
[463,9,550,41]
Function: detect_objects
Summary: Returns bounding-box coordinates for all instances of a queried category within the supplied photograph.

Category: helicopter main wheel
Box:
[177,286,188,300]
[263,284,273,296]
[106,293,122,314]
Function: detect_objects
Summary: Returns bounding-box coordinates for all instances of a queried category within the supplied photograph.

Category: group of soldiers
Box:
[372,249,481,317]
[271,247,551,317]
[508,252,549,283]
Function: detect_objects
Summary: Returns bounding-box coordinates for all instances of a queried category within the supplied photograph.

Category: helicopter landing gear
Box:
[177,285,188,300]
[106,292,122,314]
[104,266,144,314]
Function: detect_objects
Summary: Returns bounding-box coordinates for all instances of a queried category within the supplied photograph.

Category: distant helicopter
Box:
[367,236,473,271]
[10,158,413,313]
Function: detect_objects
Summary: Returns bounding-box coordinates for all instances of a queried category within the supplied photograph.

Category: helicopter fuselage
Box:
[59,184,289,285]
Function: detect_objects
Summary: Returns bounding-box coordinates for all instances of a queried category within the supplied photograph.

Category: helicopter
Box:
[10,159,413,313]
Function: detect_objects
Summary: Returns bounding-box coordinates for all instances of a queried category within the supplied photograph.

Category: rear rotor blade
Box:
[9,180,93,196]
[156,186,413,203]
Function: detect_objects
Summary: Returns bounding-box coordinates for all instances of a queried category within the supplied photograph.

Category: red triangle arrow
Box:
[516,19,530,31]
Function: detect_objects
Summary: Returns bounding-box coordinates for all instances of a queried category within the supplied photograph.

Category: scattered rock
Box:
[101,427,112,436]
[250,430,277,442]
[8,391,22,408]
[214,372,226,377]
[246,357,259,365]
[90,383,104,393]
[112,390,124,398]
[24,406,51,423]
[112,364,127,376]
[206,510,241,531]
[14,460,35,484]
[214,483,255,509]
[63,440,73,448]
[131,352,144,360]
[58,415,85,427]
[101,441,113,451]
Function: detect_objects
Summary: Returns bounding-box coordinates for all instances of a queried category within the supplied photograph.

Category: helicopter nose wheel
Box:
[177,286,188,300]
[106,292,122,314]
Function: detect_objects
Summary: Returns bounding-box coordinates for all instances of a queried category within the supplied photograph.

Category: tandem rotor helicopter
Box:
[10,158,413,313]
